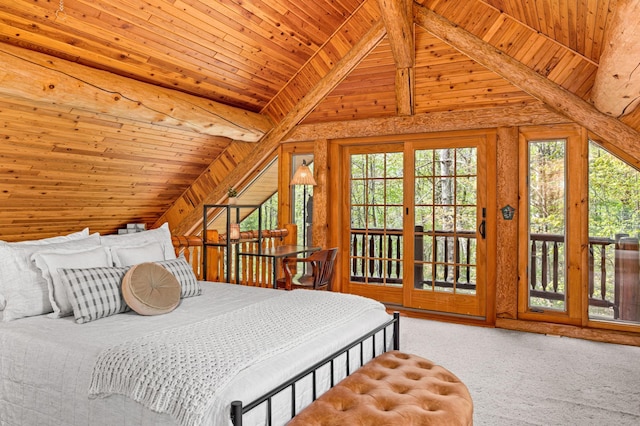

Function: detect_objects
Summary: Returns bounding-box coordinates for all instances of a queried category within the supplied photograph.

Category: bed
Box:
[0,226,398,426]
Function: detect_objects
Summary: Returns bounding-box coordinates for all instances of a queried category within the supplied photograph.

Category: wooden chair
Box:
[277,248,338,291]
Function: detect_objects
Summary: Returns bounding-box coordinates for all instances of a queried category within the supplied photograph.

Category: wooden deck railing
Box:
[415,228,477,291]
[350,228,404,284]
[531,233,640,320]
[176,226,639,320]
[172,225,296,287]
[349,228,640,320]
[349,227,476,289]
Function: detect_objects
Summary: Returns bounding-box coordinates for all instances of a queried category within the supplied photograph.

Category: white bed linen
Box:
[0,283,393,426]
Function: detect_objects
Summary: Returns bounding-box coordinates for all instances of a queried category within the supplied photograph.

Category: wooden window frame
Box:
[517,124,586,326]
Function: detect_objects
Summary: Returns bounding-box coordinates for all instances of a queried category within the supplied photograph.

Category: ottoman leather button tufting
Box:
[288,350,473,426]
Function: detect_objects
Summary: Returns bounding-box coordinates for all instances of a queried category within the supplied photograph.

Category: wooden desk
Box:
[238,244,320,287]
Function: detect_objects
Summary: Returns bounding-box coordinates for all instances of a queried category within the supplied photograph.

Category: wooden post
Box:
[284,223,298,245]
[171,235,204,280]
[205,230,220,282]
[614,233,628,318]
[313,139,329,249]
[278,223,298,281]
[616,236,640,321]
[414,225,424,289]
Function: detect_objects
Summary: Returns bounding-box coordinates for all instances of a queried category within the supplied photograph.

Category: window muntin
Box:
[349,151,404,286]
[415,147,478,295]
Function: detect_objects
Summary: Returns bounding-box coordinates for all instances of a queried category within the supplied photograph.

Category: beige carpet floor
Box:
[399,317,640,426]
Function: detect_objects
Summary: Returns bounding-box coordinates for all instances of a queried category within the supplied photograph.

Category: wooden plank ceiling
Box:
[0,0,638,240]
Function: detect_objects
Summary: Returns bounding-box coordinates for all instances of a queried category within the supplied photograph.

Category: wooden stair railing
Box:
[205,224,297,287]
[172,224,298,287]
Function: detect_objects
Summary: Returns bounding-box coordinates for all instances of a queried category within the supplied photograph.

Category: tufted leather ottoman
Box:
[287,351,473,425]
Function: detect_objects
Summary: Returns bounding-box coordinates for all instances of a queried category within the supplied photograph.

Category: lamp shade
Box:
[290,160,317,186]
[229,223,240,241]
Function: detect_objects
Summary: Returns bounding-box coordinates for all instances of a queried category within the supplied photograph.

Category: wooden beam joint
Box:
[378,0,415,116]
[413,3,640,162]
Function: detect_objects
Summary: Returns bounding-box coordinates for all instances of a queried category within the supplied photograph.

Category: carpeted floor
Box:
[399,317,640,426]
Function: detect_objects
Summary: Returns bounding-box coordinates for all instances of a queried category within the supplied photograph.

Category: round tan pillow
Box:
[122,262,181,316]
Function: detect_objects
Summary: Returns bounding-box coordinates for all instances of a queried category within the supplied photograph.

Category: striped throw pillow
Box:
[156,256,201,298]
[59,266,130,324]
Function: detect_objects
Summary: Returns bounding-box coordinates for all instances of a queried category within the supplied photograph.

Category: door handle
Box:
[479,207,486,239]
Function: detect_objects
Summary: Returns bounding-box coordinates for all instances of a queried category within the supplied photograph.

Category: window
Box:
[521,126,640,330]
[589,142,640,325]
[518,126,581,324]
[527,140,567,312]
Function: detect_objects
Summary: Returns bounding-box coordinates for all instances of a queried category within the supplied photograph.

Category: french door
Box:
[343,133,490,318]
[405,137,487,317]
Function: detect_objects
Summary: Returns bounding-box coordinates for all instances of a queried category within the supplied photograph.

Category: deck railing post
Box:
[530,240,537,290]
[616,236,640,321]
[588,244,595,299]
[414,226,424,289]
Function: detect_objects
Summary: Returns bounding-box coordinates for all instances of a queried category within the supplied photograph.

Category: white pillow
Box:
[32,246,112,318]
[0,233,101,321]
[111,242,166,267]
[9,228,89,246]
[100,223,176,263]
[0,228,89,313]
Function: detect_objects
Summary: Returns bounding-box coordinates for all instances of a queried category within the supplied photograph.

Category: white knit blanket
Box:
[89,290,382,426]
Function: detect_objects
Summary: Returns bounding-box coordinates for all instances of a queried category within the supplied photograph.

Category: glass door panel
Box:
[343,136,488,317]
[407,138,486,317]
[348,148,404,303]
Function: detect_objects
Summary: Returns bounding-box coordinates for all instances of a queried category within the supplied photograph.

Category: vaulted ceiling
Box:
[1,0,639,240]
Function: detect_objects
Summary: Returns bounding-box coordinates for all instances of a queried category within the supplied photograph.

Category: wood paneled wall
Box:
[154,141,257,232]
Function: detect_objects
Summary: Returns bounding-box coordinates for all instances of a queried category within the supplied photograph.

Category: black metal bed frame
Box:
[229,311,400,426]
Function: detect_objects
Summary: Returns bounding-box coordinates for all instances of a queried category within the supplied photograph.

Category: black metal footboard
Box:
[230,312,400,426]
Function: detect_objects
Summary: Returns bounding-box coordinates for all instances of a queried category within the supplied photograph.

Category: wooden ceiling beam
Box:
[0,43,272,142]
[591,0,640,117]
[285,103,568,141]
[378,0,414,68]
[378,0,415,115]
[413,3,640,160]
[170,20,387,235]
